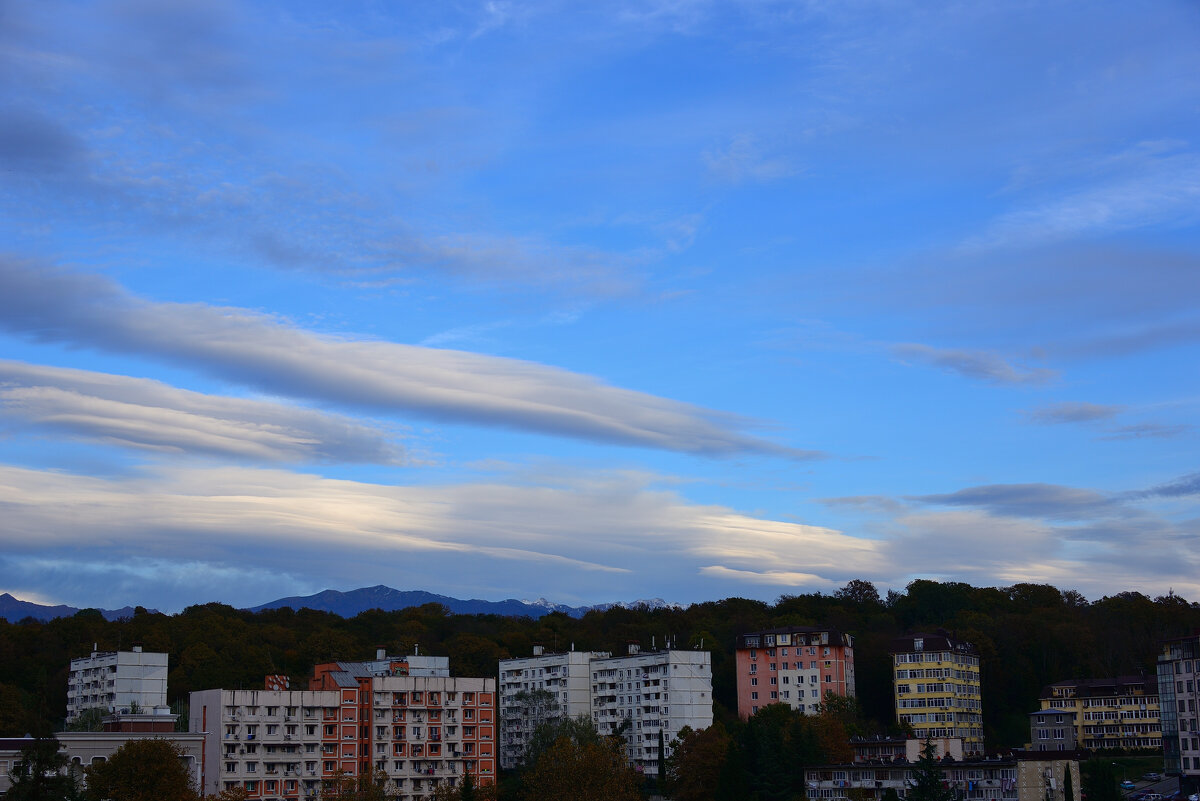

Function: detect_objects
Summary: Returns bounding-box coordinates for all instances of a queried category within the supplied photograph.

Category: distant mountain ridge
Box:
[0,593,152,623]
[0,587,680,622]
[248,585,681,619]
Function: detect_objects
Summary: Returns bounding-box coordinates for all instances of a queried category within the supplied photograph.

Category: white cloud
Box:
[0,462,873,609]
[0,359,402,463]
[0,462,1195,609]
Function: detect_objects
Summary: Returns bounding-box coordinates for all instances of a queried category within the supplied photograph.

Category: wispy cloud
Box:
[703,134,798,184]
[974,148,1200,251]
[1100,422,1192,441]
[891,343,1056,385]
[1024,401,1124,424]
[0,360,402,464]
[912,483,1117,522]
[1022,400,1191,442]
[1133,472,1200,500]
[0,259,817,459]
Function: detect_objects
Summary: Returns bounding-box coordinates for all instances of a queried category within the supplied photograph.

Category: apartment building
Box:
[805,754,1080,801]
[191,651,495,801]
[67,645,168,721]
[1158,634,1200,784]
[498,646,610,770]
[1029,676,1159,752]
[590,645,713,777]
[734,626,856,718]
[891,632,983,755]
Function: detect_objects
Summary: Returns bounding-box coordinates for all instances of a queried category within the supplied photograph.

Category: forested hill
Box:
[1,579,1196,749]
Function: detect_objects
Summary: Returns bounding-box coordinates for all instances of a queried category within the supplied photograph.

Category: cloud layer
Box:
[0,259,816,459]
[2,462,1196,612]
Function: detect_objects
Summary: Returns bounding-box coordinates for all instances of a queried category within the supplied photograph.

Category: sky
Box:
[0,0,1198,614]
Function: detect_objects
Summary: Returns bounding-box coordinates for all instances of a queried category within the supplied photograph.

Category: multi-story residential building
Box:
[891,632,983,755]
[1158,634,1200,785]
[191,650,495,801]
[498,646,610,769]
[590,645,712,777]
[67,645,168,721]
[734,626,856,719]
[1029,676,1159,752]
[805,754,1080,801]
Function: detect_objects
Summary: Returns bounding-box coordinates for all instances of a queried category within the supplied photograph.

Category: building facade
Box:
[0,727,205,797]
[590,646,713,777]
[805,754,1081,801]
[891,632,983,755]
[734,626,856,719]
[498,646,610,770]
[1029,676,1159,752]
[67,645,168,721]
[849,736,964,763]
[1159,634,1200,784]
[191,652,495,801]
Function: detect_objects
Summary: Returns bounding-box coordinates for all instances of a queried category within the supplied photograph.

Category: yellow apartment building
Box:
[891,632,984,756]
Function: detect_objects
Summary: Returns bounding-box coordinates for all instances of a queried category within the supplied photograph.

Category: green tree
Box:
[522,735,640,801]
[1063,762,1075,801]
[64,707,105,732]
[428,771,496,801]
[1081,759,1120,801]
[319,768,394,801]
[906,739,955,801]
[524,714,599,769]
[84,738,198,801]
[6,736,83,801]
[665,723,732,801]
[835,580,884,609]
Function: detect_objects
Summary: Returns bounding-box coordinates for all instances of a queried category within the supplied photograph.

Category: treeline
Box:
[1,579,1197,747]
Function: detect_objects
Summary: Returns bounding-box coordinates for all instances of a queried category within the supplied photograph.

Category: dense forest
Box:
[1,579,1197,749]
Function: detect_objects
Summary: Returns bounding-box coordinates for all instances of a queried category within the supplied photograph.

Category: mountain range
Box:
[0,593,151,623]
[0,586,679,622]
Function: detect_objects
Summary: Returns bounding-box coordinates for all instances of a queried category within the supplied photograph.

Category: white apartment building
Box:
[498,646,610,769]
[191,656,495,801]
[591,646,713,777]
[67,645,168,721]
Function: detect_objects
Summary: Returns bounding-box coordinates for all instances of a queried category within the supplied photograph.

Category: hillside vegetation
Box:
[0,579,1195,748]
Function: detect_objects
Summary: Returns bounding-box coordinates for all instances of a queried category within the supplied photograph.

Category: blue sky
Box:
[1,0,1198,613]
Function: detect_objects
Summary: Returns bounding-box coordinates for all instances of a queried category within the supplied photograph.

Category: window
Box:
[751,692,758,700]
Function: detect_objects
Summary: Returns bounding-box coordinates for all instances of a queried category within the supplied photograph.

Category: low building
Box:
[191,649,495,801]
[498,646,610,770]
[850,736,964,763]
[734,626,856,719]
[0,715,204,796]
[1029,676,1159,752]
[67,645,168,721]
[805,753,1081,801]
